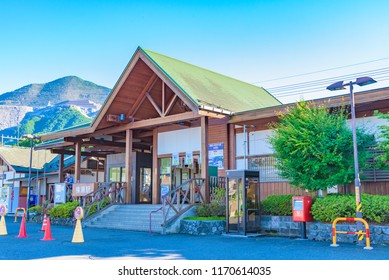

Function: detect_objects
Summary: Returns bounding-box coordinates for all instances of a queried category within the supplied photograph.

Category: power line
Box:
[268,68,389,93]
[271,74,389,97]
[253,56,389,84]
[262,67,389,98]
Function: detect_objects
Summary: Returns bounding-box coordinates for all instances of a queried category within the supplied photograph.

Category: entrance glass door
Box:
[245,179,260,233]
[139,168,152,203]
[227,178,244,233]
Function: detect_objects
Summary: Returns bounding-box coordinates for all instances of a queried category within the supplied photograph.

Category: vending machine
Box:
[0,171,19,213]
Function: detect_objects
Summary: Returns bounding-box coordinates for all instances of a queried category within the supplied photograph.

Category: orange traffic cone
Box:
[41,217,54,241]
[16,216,27,238]
[40,214,47,232]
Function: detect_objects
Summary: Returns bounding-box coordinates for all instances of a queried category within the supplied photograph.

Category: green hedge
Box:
[260,194,295,216]
[311,194,389,223]
[29,205,43,215]
[260,194,389,224]
[47,201,79,218]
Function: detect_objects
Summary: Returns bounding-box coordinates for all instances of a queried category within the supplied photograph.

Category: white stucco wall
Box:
[158,127,201,155]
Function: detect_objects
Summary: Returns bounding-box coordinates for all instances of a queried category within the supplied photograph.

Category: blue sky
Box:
[1,0,389,103]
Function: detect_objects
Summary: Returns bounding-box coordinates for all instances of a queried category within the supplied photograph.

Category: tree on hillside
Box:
[268,100,375,192]
[18,107,91,136]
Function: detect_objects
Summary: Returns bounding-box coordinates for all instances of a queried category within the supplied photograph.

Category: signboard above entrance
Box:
[72,183,98,197]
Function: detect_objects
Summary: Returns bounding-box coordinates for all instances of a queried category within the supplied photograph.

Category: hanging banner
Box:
[184,152,193,165]
[208,143,224,169]
[172,153,180,167]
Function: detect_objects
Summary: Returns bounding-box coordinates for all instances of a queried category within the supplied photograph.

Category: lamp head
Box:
[326,81,345,91]
[355,76,377,87]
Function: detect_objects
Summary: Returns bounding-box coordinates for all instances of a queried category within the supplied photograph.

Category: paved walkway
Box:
[1,216,388,260]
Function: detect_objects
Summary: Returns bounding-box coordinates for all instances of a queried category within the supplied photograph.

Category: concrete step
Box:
[84,204,174,233]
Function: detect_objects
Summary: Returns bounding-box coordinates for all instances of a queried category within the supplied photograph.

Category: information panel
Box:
[54,183,66,206]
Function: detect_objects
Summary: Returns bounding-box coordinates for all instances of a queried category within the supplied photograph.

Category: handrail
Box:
[80,182,126,220]
[330,217,373,250]
[161,178,205,228]
[149,206,163,235]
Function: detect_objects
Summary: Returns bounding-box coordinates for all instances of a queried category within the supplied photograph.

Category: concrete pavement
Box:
[1,216,388,260]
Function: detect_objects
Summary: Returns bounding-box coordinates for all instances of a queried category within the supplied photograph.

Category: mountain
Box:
[0,105,92,139]
[0,105,33,130]
[0,76,111,107]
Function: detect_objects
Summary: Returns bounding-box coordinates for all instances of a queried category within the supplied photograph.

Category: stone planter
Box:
[180,219,226,235]
[29,214,75,226]
[261,215,389,245]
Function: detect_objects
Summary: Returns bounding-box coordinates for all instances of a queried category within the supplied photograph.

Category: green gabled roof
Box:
[141,48,282,113]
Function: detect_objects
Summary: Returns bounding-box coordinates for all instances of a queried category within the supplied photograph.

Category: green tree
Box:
[374,110,389,167]
[17,137,41,148]
[268,100,375,191]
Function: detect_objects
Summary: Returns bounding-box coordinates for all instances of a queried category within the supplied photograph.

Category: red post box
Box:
[292,196,313,222]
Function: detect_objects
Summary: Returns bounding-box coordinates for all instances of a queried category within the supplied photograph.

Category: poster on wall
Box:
[172,153,180,166]
[208,142,224,169]
[185,152,193,165]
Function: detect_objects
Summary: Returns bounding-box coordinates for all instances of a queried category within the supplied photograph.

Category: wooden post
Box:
[228,123,236,170]
[125,129,133,204]
[74,142,81,182]
[58,154,64,182]
[95,158,99,183]
[152,128,159,204]
[201,116,209,203]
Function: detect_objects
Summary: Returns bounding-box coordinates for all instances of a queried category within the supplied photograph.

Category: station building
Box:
[37,47,389,209]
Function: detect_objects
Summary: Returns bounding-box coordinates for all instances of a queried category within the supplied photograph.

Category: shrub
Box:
[28,205,43,215]
[260,194,295,216]
[310,194,354,222]
[47,201,79,218]
[197,203,225,217]
[310,194,389,224]
[196,187,226,217]
[363,195,389,223]
[85,197,111,217]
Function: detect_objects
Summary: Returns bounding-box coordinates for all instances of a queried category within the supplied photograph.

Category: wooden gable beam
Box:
[127,73,158,118]
[164,95,178,116]
[146,92,163,116]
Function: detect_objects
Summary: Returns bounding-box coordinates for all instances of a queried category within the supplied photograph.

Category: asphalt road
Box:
[1,216,388,260]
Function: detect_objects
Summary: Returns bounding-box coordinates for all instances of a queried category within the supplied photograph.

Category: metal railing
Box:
[161,178,205,228]
[149,205,163,235]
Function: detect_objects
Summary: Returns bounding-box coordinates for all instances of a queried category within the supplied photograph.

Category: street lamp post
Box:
[22,134,40,220]
[327,76,377,233]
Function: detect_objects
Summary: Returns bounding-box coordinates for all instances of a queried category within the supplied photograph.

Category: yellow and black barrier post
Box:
[330,217,372,250]
[14,207,26,222]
